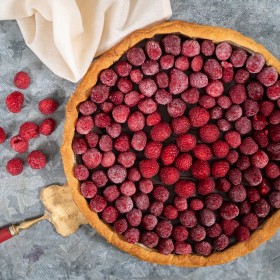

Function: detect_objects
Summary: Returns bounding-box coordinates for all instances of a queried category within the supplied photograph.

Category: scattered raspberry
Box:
[76,115,94,134]
[149,201,164,217]
[189,225,206,242]
[241,213,258,230]
[205,193,223,210]
[39,118,56,136]
[179,210,197,228]
[89,194,107,212]
[5,91,24,113]
[38,98,58,115]
[182,39,200,57]
[204,58,222,80]
[221,219,239,237]
[175,56,190,71]
[206,223,222,238]
[246,53,265,73]
[124,228,140,244]
[230,48,247,67]
[150,122,171,142]
[126,208,142,226]
[213,234,229,251]
[239,200,252,215]
[175,180,196,198]
[152,185,169,202]
[19,122,38,140]
[14,71,30,89]
[72,138,87,154]
[228,184,246,203]
[0,127,6,144]
[243,167,262,186]
[127,47,146,66]
[199,124,220,143]
[114,133,130,152]
[159,166,180,185]
[194,241,212,256]
[235,226,250,242]
[224,131,241,148]
[161,144,179,165]
[197,178,215,195]
[138,179,153,194]
[100,69,117,86]
[133,192,150,211]
[269,192,280,208]
[176,133,197,152]
[91,170,108,187]
[181,88,200,104]
[257,66,278,87]
[188,106,210,127]
[220,202,239,220]
[228,168,242,185]
[102,206,119,224]
[191,160,210,179]
[216,178,231,192]
[201,40,215,56]
[27,150,46,169]
[174,153,192,171]
[6,158,23,176]
[189,198,204,211]
[140,231,159,248]
[113,218,128,234]
[10,135,28,153]
[117,151,136,168]
[267,80,280,100]
[169,69,189,95]
[80,181,97,198]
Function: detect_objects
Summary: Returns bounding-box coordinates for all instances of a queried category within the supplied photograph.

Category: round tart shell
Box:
[61,20,280,267]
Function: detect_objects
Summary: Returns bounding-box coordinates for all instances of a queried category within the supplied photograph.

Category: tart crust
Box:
[61,20,280,267]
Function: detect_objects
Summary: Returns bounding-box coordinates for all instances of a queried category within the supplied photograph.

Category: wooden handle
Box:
[0,227,13,243]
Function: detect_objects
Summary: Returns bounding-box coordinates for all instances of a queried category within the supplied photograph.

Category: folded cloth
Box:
[0,0,172,82]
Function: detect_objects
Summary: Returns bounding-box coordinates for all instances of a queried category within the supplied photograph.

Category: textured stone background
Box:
[0,0,280,279]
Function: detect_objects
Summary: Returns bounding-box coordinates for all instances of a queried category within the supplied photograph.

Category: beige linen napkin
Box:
[0,0,172,82]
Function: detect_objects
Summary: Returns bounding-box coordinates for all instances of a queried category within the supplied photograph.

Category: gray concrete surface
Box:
[0,0,280,279]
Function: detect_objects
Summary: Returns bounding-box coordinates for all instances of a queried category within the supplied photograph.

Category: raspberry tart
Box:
[61,21,280,267]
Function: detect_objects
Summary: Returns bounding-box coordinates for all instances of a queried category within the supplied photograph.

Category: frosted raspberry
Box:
[117,152,136,168]
[84,133,98,149]
[5,91,24,113]
[154,89,172,105]
[253,131,268,148]
[267,80,280,100]
[174,153,192,171]
[247,82,264,101]
[107,164,127,184]
[19,122,38,140]
[215,42,232,60]
[224,131,241,148]
[221,219,239,236]
[90,195,107,212]
[181,88,200,104]
[76,116,94,134]
[139,179,153,194]
[157,238,175,255]
[243,167,262,186]
[152,185,170,202]
[228,168,242,185]
[93,113,110,129]
[6,158,23,176]
[133,192,150,211]
[126,208,142,226]
[150,122,171,141]
[211,160,229,178]
[82,148,102,169]
[91,170,108,187]
[155,72,169,89]
[252,114,268,130]
[239,137,258,155]
[102,206,119,224]
[176,133,197,152]
[205,80,224,98]
[182,39,200,57]
[103,185,120,202]
[230,48,247,67]
[117,78,133,93]
[127,167,141,182]
[172,225,189,242]
[241,213,258,230]
[175,56,190,71]
[109,91,124,105]
[142,60,159,76]
[236,155,250,171]
[199,95,216,109]
[115,195,133,213]
[239,200,252,215]
[210,107,223,120]
[113,218,128,234]
[213,234,229,251]
[191,160,210,179]
[145,40,162,60]
[129,69,143,84]
[14,71,30,89]
[273,178,280,191]
[268,124,280,143]
[251,150,269,168]
[199,124,220,143]
[99,135,113,152]
[0,127,6,144]
[39,118,56,136]
[27,150,46,169]
[72,138,87,154]
[144,141,162,160]
[246,53,265,73]
[188,106,210,127]
[90,85,110,103]
[160,166,180,185]
[191,55,203,72]
[234,69,249,83]
[257,66,278,87]
[174,196,188,211]
[265,162,280,179]
[235,116,252,135]
[253,198,270,218]
[127,47,146,66]
[222,67,234,83]
[212,140,229,158]
[225,150,239,164]
[162,34,181,55]
[220,202,239,220]
[174,242,192,255]
[163,205,178,220]
[169,69,189,94]
[194,241,212,256]
[115,61,132,77]
[124,228,140,244]
[175,180,196,198]
[197,178,215,195]
[246,187,260,203]
[100,69,118,86]
[161,144,179,166]
[269,109,280,125]
[229,84,246,105]
[189,198,204,211]
[217,95,232,109]
[235,226,250,242]
[149,201,164,216]
[199,208,216,227]
[131,131,147,151]
[205,193,223,210]
[106,122,121,139]
[269,192,280,208]
[10,135,28,153]
[101,100,116,113]
[216,178,231,192]
[80,181,97,198]
[225,105,242,122]
[201,40,215,56]
[179,210,197,228]
[167,99,186,117]
[189,225,206,242]
[141,214,158,230]
[160,54,175,69]
[171,116,190,135]
[111,105,130,123]
[124,91,143,107]
[140,231,159,248]
[228,184,246,203]
[206,223,222,238]
[146,112,161,126]
[114,133,130,152]
[139,159,159,178]
[204,58,222,80]
[74,164,89,180]
[193,144,212,160]
[138,98,157,114]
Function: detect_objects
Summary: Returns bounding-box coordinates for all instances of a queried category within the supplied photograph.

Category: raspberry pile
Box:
[1,72,58,175]
[73,35,280,256]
